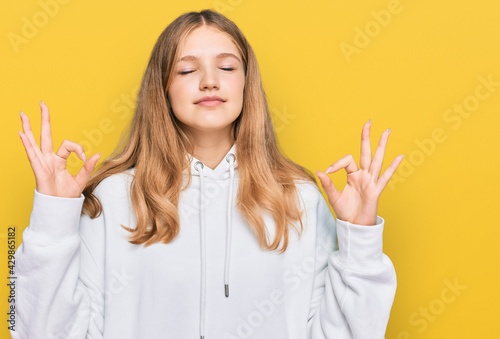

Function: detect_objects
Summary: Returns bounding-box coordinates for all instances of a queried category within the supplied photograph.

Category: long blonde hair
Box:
[82,9,318,253]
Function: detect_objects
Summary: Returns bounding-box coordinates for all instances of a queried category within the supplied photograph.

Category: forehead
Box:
[178,25,240,60]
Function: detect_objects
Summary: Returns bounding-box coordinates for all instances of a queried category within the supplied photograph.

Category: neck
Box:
[187,125,235,170]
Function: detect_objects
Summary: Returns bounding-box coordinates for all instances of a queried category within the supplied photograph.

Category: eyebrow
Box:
[177,52,241,64]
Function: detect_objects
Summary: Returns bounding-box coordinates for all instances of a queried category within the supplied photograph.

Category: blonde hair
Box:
[82,9,318,253]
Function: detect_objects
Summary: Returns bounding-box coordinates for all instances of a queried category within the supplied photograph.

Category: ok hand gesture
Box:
[316,120,404,226]
[18,101,101,198]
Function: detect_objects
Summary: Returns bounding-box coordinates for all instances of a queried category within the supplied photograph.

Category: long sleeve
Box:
[10,189,106,339]
[307,193,397,339]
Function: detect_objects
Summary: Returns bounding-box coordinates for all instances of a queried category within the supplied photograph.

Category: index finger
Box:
[40,100,54,153]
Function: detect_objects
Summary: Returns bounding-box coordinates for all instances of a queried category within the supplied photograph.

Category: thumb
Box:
[74,152,102,191]
[315,170,341,205]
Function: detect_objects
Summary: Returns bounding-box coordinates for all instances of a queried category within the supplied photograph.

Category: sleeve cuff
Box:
[27,188,85,240]
[335,216,386,271]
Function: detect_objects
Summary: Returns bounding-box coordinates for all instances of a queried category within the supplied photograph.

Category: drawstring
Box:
[194,161,207,339]
[224,153,236,298]
[194,151,236,339]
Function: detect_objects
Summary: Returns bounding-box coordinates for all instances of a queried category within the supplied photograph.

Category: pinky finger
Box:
[19,131,44,175]
[376,155,405,193]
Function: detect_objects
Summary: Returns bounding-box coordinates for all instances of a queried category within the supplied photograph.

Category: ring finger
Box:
[369,128,390,179]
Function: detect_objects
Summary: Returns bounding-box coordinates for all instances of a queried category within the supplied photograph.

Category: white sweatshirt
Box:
[10,143,397,339]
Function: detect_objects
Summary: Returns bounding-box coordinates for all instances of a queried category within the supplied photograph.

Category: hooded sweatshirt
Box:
[9,143,397,339]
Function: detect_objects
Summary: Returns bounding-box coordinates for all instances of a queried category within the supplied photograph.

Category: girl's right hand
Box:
[18,101,102,198]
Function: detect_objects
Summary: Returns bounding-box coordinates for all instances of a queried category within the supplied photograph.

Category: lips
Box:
[195,95,226,104]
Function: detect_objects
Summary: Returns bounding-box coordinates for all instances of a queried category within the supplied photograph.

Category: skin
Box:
[167,24,246,170]
[18,24,405,226]
[316,121,405,226]
[18,103,101,198]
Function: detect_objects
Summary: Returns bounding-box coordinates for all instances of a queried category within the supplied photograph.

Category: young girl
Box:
[14,9,404,339]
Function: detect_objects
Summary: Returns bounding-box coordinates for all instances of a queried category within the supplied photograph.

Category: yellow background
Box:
[1,0,499,338]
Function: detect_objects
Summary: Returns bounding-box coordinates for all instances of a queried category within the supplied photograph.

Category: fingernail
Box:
[315,170,320,176]
[20,111,23,117]
[18,131,22,137]
[81,152,86,162]
[387,127,391,134]
[401,154,405,158]
[97,152,102,159]
[368,119,371,125]
[325,167,332,174]
[40,100,44,106]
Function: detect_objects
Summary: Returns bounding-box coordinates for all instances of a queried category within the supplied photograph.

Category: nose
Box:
[199,68,219,90]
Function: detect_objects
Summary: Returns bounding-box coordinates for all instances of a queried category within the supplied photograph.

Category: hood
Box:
[186,143,237,339]
[186,143,238,180]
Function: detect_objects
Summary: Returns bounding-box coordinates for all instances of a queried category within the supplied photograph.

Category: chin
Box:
[193,114,238,126]
[193,123,233,132]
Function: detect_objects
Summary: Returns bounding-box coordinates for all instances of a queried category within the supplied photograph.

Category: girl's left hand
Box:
[316,119,405,226]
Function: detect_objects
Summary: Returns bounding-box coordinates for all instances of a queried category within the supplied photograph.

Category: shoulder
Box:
[92,167,135,205]
[293,181,337,252]
[294,178,334,225]
[293,178,323,206]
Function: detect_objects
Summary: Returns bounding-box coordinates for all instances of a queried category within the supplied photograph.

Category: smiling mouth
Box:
[196,100,225,106]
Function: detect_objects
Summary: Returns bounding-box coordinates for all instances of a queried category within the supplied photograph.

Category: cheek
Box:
[167,83,187,109]
[229,75,245,101]
[230,83,245,116]
[167,87,187,121]
[238,74,246,96]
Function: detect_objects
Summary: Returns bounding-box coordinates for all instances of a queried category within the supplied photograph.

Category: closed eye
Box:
[178,67,235,75]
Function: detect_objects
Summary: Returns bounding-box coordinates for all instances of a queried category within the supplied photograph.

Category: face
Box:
[167,25,246,138]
